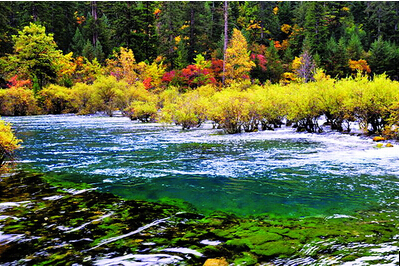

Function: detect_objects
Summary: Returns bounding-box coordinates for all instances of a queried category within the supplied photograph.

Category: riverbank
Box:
[0,170,398,265]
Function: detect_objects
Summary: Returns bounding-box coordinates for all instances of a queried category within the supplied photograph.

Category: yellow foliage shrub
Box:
[0,118,21,170]
[0,87,38,116]
[159,90,210,130]
[70,83,98,115]
[91,75,129,116]
[39,85,74,114]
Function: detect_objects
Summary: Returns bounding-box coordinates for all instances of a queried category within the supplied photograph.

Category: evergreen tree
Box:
[71,27,85,56]
[94,40,105,62]
[82,39,95,62]
[363,2,399,45]
[106,1,158,62]
[0,2,14,57]
[368,37,399,80]
[322,37,350,78]
[302,2,330,55]
[347,34,364,60]
[156,1,185,70]
[265,41,284,83]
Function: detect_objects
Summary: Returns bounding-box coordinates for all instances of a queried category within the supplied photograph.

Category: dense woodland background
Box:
[0,1,398,143]
[0,1,398,86]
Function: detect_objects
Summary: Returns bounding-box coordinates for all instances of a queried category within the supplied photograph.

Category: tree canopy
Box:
[0,1,397,83]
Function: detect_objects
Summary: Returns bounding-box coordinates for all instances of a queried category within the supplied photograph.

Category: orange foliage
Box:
[349,59,371,74]
[74,11,86,25]
[7,75,31,89]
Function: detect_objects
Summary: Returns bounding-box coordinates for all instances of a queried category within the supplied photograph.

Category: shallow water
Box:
[4,114,399,217]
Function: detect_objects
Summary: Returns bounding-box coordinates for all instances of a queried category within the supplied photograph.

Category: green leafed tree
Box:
[2,23,68,89]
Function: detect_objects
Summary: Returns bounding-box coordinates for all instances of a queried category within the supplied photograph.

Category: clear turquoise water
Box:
[4,115,399,217]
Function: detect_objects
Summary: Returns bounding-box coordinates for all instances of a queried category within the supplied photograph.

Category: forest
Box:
[0,1,399,168]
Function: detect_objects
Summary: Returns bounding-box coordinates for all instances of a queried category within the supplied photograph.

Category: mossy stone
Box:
[252,240,297,257]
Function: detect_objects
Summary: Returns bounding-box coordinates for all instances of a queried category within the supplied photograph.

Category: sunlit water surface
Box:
[4,115,399,217]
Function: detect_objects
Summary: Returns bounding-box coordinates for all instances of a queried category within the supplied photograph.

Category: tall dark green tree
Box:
[156,1,185,69]
[185,2,212,62]
[82,1,112,60]
[368,37,399,80]
[70,27,85,56]
[363,1,399,45]
[302,2,330,55]
[105,1,158,62]
[322,37,350,78]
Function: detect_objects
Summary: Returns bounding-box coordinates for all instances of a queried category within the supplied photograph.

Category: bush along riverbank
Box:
[1,72,399,140]
[0,171,398,265]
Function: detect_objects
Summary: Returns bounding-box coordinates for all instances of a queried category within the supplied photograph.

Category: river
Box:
[4,114,399,217]
[1,114,398,265]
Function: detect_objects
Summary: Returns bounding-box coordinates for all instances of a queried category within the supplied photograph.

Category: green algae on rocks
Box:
[0,171,398,265]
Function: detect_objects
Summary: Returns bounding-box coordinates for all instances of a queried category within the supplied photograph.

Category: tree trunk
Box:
[222,1,228,85]
[189,4,195,62]
[91,1,98,46]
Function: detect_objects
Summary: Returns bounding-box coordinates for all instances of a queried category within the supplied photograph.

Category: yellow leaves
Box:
[153,8,161,16]
[281,24,292,34]
[58,52,76,77]
[273,6,279,15]
[174,36,182,44]
[39,85,74,114]
[180,24,189,31]
[225,29,255,83]
[0,87,38,116]
[342,7,350,12]
[0,118,21,169]
[246,21,262,30]
[291,56,303,72]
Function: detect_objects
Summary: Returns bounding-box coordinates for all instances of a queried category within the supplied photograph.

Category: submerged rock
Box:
[0,171,398,266]
[373,136,386,142]
[203,258,229,266]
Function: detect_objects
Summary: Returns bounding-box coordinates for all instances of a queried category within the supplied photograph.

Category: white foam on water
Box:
[94,253,183,266]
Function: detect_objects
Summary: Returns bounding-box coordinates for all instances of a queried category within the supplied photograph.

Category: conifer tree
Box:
[82,40,95,61]
[224,28,255,83]
[71,27,85,56]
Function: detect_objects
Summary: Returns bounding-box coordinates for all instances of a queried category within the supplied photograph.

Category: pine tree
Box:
[369,37,399,80]
[94,40,105,62]
[82,39,95,61]
[71,27,85,56]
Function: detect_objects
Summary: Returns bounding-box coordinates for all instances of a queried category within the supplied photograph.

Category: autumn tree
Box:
[224,28,255,83]
[1,23,70,90]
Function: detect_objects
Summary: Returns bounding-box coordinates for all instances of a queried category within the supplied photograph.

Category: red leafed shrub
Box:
[250,54,267,71]
[8,75,31,88]
[162,65,216,90]
[143,77,153,90]
[210,59,223,83]
[162,70,176,83]
[180,65,216,89]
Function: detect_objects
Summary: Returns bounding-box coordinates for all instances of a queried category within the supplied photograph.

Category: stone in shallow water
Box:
[203,258,229,266]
